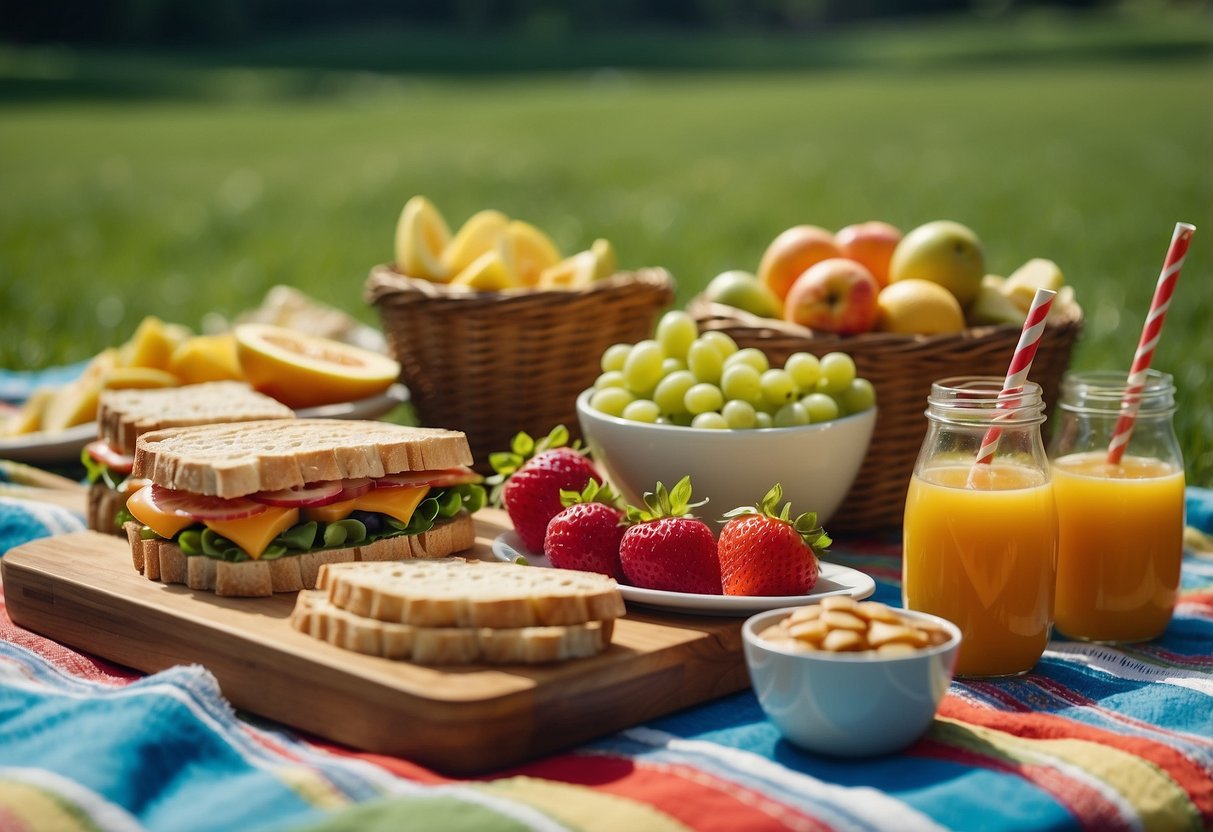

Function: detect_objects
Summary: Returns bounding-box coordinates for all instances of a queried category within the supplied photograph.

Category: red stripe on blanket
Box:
[938,695,1213,820]
[914,738,1130,832]
[0,585,139,684]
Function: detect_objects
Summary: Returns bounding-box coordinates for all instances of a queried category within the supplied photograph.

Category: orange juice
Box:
[903,462,1057,677]
[1051,451,1184,643]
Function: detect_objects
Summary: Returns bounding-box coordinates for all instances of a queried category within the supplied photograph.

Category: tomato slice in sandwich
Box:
[85,440,135,474]
[147,484,269,521]
[374,466,481,489]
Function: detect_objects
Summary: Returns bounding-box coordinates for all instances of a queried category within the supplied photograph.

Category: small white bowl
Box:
[742,606,961,757]
[575,388,875,526]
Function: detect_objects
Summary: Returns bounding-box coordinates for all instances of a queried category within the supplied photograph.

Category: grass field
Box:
[1,9,1211,484]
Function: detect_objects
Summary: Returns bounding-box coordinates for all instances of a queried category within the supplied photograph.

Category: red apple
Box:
[783,258,880,335]
[835,221,902,288]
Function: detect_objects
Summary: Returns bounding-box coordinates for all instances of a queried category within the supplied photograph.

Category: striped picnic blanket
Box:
[1,469,1211,831]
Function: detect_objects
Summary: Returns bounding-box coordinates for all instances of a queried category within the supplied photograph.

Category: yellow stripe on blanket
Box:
[479,775,692,832]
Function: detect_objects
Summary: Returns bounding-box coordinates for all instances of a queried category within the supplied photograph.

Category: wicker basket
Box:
[688,296,1084,533]
[367,265,676,469]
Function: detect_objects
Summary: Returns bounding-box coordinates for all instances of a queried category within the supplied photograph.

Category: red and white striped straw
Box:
[1106,221,1196,465]
[971,287,1057,472]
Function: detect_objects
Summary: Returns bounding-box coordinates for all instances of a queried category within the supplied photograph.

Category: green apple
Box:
[703,270,782,319]
[888,220,985,307]
[967,275,1026,326]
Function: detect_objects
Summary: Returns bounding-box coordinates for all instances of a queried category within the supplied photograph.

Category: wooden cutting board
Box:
[2,509,751,774]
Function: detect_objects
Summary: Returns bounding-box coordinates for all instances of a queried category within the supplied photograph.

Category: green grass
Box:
[1,10,1211,484]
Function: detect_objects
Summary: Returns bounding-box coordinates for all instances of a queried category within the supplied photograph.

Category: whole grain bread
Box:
[123,511,475,597]
[290,591,614,664]
[133,418,473,497]
[318,558,626,629]
[98,382,295,454]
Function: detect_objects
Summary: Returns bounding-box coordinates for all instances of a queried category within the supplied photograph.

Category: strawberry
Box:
[619,476,721,595]
[544,481,625,579]
[717,483,830,596]
[488,425,602,553]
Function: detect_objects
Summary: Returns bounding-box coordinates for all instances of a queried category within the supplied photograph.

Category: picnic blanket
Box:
[1,465,1211,831]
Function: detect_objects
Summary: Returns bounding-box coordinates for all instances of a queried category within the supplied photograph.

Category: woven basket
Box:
[688,296,1083,533]
[367,266,676,469]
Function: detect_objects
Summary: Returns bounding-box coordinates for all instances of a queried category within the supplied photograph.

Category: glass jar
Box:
[902,376,1057,678]
[1048,369,1184,643]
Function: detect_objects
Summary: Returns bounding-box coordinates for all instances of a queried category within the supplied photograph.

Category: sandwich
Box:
[83,381,296,535]
[122,418,485,597]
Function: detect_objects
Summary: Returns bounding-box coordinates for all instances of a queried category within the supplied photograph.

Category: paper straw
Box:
[969,287,1057,477]
[1105,222,1196,465]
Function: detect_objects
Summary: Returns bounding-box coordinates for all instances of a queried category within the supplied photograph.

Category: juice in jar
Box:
[903,462,1057,677]
[1051,451,1184,643]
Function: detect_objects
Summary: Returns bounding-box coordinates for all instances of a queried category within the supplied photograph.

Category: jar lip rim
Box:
[1061,368,1175,392]
[928,376,1045,404]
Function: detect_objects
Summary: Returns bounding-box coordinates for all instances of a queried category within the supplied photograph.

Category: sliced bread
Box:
[97,381,295,454]
[123,511,475,597]
[317,558,626,629]
[291,591,615,664]
[134,419,472,498]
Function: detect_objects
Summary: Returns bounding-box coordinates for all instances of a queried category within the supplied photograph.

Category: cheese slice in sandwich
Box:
[124,418,484,597]
[84,381,295,535]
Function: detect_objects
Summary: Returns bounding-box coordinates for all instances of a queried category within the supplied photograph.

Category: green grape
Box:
[724,347,770,375]
[720,363,762,405]
[661,357,687,376]
[601,343,632,373]
[817,351,857,394]
[655,310,698,361]
[594,370,627,391]
[722,399,758,429]
[623,339,665,394]
[691,411,729,430]
[755,411,774,429]
[774,401,810,427]
[622,399,662,423]
[590,387,635,417]
[653,370,696,416]
[760,368,797,407]
[784,352,821,392]
[686,339,724,384]
[700,330,739,359]
[801,392,840,423]
[839,377,877,414]
[684,382,724,415]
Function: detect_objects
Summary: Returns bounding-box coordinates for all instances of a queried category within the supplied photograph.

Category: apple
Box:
[783,258,880,335]
[703,270,783,318]
[757,225,842,302]
[888,220,985,307]
[835,221,902,287]
[875,278,966,334]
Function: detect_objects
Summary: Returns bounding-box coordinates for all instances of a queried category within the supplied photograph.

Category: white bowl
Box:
[742,606,961,757]
[575,388,875,526]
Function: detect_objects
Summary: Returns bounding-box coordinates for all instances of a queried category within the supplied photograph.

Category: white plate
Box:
[0,383,409,466]
[491,530,876,617]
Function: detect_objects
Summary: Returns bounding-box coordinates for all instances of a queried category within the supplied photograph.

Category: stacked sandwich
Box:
[123,418,485,597]
[84,381,295,534]
[291,558,624,664]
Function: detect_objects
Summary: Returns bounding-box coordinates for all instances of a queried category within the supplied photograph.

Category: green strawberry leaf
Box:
[624,475,707,524]
[487,424,590,507]
[721,482,831,554]
[559,479,621,508]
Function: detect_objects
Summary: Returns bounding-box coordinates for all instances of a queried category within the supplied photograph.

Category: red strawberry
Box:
[544,481,625,579]
[619,477,721,595]
[489,426,601,553]
[717,484,830,596]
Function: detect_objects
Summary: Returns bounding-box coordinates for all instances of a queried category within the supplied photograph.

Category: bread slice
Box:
[318,558,626,629]
[291,591,614,664]
[122,512,475,597]
[98,382,295,454]
[134,419,473,498]
[88,482,128,535]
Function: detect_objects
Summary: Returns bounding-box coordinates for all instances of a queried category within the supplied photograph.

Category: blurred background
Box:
[1,0,1210,482]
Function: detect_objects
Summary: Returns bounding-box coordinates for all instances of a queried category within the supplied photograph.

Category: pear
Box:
[1003,258,1065,312]
[967,275,1026,326]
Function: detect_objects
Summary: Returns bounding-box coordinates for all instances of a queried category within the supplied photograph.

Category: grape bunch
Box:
[588,311,876,429]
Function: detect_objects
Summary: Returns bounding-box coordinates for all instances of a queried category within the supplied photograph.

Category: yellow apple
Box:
[888,220,985,307]
[875,278,966,334]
